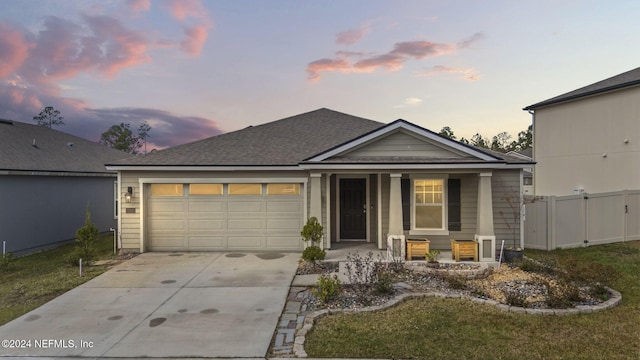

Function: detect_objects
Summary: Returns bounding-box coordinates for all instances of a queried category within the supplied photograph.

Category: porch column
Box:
[309,173,323,249]
[388,173,403,235]
[475,171,496,262]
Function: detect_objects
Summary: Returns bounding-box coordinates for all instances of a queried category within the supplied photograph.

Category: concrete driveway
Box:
[0,252,299,358]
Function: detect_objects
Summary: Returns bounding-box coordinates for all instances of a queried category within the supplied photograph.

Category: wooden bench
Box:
[406,239,430,260]
[450,239,478,262]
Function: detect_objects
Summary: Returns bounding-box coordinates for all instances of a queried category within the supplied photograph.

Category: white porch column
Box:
[388,173,403,235]
[475,171,496,262]
[309,173,323,249]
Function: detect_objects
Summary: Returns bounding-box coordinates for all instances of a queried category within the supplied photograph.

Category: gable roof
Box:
[304,119,503,164]
[0,119,130,174]
[524,67,640,110]
[107,108,383,167]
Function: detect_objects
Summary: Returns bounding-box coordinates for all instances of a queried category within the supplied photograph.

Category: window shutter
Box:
[448,179,461,231]
[401,178,410,230]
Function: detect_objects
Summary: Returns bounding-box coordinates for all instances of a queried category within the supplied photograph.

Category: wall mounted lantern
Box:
[125,186,133,203]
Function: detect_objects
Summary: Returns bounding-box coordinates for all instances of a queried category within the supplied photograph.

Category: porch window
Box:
[413,179,444,230]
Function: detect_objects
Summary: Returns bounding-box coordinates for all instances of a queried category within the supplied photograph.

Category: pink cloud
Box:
[336,26,369,45]
[307,33,483,81]
[127,0,151,12]
[163,0,207,21]
[0,25,31,78]
[421,65,480,81]
[181,24,208,56]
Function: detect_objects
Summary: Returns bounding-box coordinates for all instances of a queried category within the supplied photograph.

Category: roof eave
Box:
[524,80,640,110]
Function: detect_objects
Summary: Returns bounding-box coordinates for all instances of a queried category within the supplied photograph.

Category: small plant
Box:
[443,274,467,290]
[314,274,341,304]
[301,216,323,246]
[1,252,13,271]
[502,287,528,308]
[590,284,610,302]
[343,251,377,289]
[426,250,440,263]
[302,246,326,263]
[68,206,99,266]
[542,279,582,309]
[374,267,395,295]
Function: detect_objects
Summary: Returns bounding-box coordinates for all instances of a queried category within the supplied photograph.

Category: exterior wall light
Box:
[125,186,133,203]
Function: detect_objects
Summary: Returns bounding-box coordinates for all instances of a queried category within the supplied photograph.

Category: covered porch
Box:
[308,170,503,263]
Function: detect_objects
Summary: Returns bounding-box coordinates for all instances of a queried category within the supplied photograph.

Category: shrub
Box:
[314,274,341,304]
[502,288,528,308]
[374,268,395,295]
[518,257,555,275]
[343,251,377,289]
[302,246,326,263]
[542,279,582,309]
[68,206,99,266]
[590,284,610,302]
[443,274,467,290]
[301,217,323,246]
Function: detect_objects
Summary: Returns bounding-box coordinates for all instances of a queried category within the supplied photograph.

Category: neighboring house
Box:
[506,148,533,194]
[524,67,640,196]
[107,109,533,261]
[0,119,130,255]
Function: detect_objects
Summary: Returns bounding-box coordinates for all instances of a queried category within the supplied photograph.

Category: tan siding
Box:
[340,130,468,159]
[380,174,390,240]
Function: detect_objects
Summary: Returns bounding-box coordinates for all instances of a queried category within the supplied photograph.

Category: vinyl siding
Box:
[340,130,469,159]
[492,170,522,247]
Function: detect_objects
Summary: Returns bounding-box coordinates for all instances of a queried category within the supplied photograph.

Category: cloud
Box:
[85,107,223,148]
[0,25,31,78]
[336,26,370,45]
[162,0,208,21]
[307,33,481,81]
[420,65,480,81]
[181,24,208,55]
[127,0,151,12]
[394,97,423,108]
[0,6,217,149]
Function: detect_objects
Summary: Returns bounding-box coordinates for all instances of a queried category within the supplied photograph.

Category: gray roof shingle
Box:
[0,120,131,173]
[108,108,384,166]
[524,67,640,110]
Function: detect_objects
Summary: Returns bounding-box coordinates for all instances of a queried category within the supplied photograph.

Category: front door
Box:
[340,178,367,240]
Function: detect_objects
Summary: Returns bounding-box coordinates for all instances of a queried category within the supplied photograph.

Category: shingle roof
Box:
[107,108,384,166]
[0,120,131,173]
[524,67,640,110]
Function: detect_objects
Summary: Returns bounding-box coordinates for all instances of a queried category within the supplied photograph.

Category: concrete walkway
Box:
[0,252,299,359]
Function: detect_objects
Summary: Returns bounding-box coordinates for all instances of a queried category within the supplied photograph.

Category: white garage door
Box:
[147,183,304,251]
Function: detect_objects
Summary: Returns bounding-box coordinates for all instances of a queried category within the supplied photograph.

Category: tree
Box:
[138,122,151,154]
[99,122,151,154]
[470,133,489,148]
[33,106,65,128]
[490,131,512,152]
[515,125,532,151]
[438,126,456,139]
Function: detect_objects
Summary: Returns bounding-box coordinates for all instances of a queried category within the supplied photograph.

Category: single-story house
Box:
[524,66,640,195]
[107,109,533,261]
[0,119,130,255]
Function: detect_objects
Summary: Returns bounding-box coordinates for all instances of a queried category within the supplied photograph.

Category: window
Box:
[228,183,262,195]
[151,184,183,196]
[190,184,223,195]
[523,177,533,186]
[413,179,444,230]
[267,183,300,195]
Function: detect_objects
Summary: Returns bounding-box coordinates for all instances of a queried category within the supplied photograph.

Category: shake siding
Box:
[492,170,522,246]
[342,131,468,158]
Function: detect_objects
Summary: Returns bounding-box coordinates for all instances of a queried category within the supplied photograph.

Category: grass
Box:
[0,234,116,326]
[304,240,640,359]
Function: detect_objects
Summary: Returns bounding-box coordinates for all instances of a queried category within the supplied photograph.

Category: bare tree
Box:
[33,106,65,128]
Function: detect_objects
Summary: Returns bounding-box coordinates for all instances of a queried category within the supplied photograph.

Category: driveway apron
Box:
[0,252,299,358]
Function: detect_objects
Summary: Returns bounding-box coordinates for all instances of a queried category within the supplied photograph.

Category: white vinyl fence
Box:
[524,190,640,250]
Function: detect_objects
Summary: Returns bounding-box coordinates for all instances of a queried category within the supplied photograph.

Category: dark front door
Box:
[340,178,367,240]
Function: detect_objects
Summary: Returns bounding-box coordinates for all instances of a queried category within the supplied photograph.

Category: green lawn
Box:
[0,234,116,326]
[304,241,640,359]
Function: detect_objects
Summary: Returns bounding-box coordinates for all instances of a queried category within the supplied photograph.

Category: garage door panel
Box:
[189,200,225,212]
[267,219,301,231]
[266,200,302,212]
[189,219,224,230]
[148,199,186,213]
[148,219,185,231]
[228,201,262,213]
[188,235,225,249]
[228,219,262,230]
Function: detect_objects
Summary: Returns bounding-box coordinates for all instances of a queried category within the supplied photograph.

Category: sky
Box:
[1,0,639,151]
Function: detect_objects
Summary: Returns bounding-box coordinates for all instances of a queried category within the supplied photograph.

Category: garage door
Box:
[146,183,304,251]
